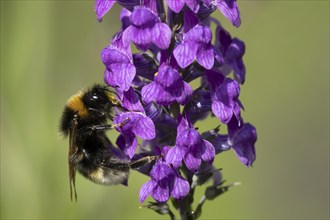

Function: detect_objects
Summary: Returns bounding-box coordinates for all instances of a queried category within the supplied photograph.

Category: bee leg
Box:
[88,107,106,116]
[129,155,161,169]
[77,118,130,134]
[113,117,130,127]
[90,124,116,131]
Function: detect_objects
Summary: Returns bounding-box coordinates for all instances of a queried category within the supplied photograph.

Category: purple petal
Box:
[173,41,198,68]
[121,26,133,48]
[142,0,158,13]
[122,87,144,112]
[214,47,224,65]
[115,112,155,140]
[183,9,199,32]
[201,140,215,163]
[120,8,132,30]
[225,38,245,61]
[155,64,181,88]
[112,63,136,91]
[176,82,193,105]
[215,78,240,103]
[141,82,158,104]
[166,0,185,13]
[171,176,190,199]
[152,65,192,105]
[102,45,131,64]
[215,25,232,52]
[204,69,225,94]
[103,69,116,87]
[185,0,200,13]
[152,185,170,202]
[94,0,115,22]
[114,112,136,133]
[152,22,172,50]
[101,46,135,91]
[177,115,190,136]
[232,58,246,84]
[227,116,240,138]
[196,44,214,69]
[226,38,246,84]
[130,26,152,47]
[232,102,241,122]
[141,82,175,106]
[130,6,157,27]
[232,123,257,166]
[216,0,241,27]
[150,162,174,181]
[116,133,138,158]
[166,146,184,169]
[139,180,156,203]
[233,142,256,167]
[133,114,156,140]
[185,25,212,44]
[212,100,233,124]
[176,129,203,151]
[184,153,201,172]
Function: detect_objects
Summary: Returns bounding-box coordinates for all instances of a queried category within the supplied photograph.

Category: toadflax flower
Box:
[141,63,193,106]
[139,146,190,203]
[124,6,172,51]
[215,25,246,84]
[166,115,215,172]
[93,0,257,218]
[114,87,155,158]
[205,69,242,124]
[227,117,257,166]
[102,32,135,91]
[174,24,216,70]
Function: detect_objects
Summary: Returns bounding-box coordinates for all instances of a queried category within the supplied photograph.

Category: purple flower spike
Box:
[166,0,200,13]
[166,116,215,172]
[93,0,257,213]
[127,6,171,51]
[211,78,242,124]
[230,123,257,167]
[102,34,136,91]
[141,64,193,106]
[94,0,116,22]
[174,24,216,70]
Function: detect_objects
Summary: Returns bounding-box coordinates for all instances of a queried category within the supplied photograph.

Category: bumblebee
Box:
[59,84,158,201]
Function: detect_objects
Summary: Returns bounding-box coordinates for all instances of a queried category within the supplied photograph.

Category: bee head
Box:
[82,85,120,114]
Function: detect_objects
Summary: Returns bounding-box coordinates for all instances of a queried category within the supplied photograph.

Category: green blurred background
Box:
[1,1,329,219]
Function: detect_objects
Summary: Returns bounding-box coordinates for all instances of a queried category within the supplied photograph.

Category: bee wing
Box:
[68,115,78,202]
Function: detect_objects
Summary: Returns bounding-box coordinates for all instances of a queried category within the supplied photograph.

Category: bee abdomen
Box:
[78,164,130,185]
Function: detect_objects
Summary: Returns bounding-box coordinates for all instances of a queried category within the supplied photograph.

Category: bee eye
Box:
[91,95,99,101]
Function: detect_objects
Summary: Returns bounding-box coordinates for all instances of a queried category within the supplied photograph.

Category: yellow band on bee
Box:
[66,91,89,117]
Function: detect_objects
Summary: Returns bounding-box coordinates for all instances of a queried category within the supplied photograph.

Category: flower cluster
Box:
[94,0,257,218]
